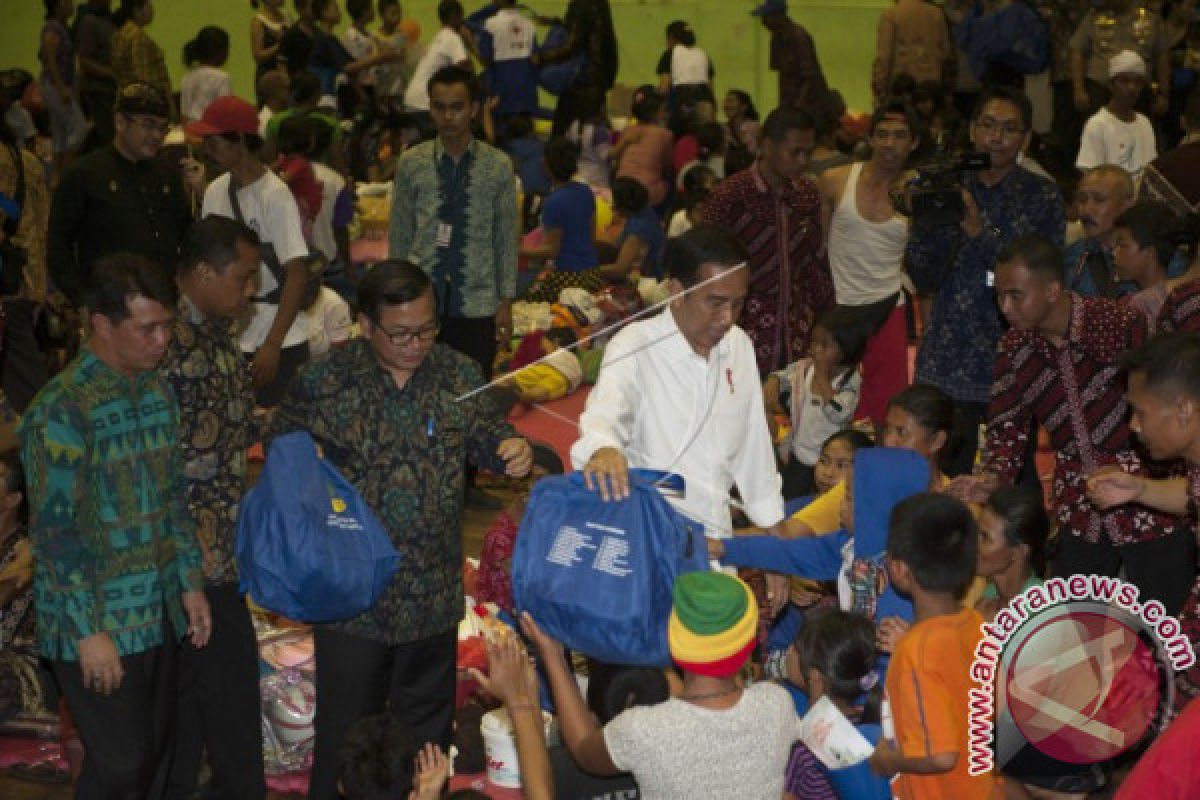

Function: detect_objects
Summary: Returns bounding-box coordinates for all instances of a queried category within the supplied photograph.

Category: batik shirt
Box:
[388,138,518,319]
[160,298,257,584]
[1174,464,1200,711]
[20,349,203,661]
[1157,277,1200,334]
[700,164,835,375]
[908,165,1063,404]
[981,295,1185,546]
[272,339,513,645]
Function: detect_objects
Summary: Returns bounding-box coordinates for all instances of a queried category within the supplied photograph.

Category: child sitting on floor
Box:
[766,307,871,500]
[785,608,891,800]
[870,492,1001,799]
[500,327,584,406]
[476,443,565,612]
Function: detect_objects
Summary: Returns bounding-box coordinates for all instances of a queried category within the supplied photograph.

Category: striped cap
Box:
[668,572,758,676]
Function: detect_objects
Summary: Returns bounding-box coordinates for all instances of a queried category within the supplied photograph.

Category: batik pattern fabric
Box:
[272,339,514,645]
[908,166,1063,404]
[20,350,203,661]
[159,298,258,584]
[700,165,835,375]
[982,295,1184,546]
[1157,277,1200,334]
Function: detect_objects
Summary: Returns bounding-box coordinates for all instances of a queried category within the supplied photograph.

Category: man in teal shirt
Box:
[20,253,211,797]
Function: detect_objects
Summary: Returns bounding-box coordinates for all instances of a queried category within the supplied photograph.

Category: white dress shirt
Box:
[571,307,784,539]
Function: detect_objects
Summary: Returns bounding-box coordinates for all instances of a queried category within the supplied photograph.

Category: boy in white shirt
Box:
[1076,50,1158,182]
[402,0,470,117]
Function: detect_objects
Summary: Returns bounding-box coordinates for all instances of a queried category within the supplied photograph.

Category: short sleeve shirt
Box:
[403,28,468,110]
[541,181,598,272]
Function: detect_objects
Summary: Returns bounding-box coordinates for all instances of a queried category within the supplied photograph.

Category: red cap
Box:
[185,96,259,138]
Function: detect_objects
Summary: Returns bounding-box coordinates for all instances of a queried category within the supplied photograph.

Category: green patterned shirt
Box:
[272,339,514,644]
[388,138,519,318]
[20,349,203,661]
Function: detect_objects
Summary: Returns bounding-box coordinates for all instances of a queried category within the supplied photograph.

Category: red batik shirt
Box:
[1173,464,1200,712]
[982,295,1184,546]
[700,165,835,375]
[1156,277,1200,334]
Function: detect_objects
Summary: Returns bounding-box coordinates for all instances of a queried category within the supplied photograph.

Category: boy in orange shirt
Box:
[869,492,1002,800]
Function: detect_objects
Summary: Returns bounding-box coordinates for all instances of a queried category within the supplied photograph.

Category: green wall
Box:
[3,0,889,112]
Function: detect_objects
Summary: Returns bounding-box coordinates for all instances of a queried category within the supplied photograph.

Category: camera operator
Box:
[907,86,1064,474]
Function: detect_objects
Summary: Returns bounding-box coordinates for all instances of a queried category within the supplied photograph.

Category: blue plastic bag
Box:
[236,432,401,622]
[511,470,708,666]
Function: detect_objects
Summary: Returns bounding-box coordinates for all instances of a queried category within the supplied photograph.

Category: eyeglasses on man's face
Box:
[374,321,440,346]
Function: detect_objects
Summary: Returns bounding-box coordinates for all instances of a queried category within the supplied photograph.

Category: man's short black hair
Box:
[437,0,464,25]
[346,0,372,20]
[544,137,580,183]
[664,224,748,288]
[997,234,1064,284]
[971,85,1033,132]
[869,97,921,138]
[888,493,978,599]
[1121,332,1200,403]
[358,259,434,322]
[427,64,481,104]
[179,216,260,278]
[338,714,417,800]
[760,106,817,143]
[291,72,323,105]
[85,253,179,324]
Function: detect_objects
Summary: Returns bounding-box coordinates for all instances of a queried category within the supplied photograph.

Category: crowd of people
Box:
[1,0,1200,798]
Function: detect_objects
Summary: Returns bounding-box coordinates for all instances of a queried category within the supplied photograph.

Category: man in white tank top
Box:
[817,101,918,423]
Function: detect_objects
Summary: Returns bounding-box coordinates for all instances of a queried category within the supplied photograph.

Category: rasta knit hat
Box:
[668,571,758,677]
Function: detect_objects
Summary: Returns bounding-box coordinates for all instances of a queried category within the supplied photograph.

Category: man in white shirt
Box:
[572,224,786,544]
[403,0,470,121]
[186,96,312,407]
[1077,50,1158,181]
[481,0,538,118]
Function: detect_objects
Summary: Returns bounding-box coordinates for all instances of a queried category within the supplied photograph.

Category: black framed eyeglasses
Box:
[376,322,440,346]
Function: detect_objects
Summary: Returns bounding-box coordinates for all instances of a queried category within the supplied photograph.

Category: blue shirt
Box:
[908,166,1064,404]
[542,181,598,272]
[506,137,550,195]
[1065,236,1190,297]
[618,208,666,278]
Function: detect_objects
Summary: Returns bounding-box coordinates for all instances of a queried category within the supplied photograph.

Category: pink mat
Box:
[508,387,589,470]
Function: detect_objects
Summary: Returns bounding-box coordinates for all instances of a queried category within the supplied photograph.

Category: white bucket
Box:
[480,708,554,789]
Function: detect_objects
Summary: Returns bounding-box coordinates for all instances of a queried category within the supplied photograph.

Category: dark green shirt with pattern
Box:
[20,349,204,661]
[272,339,513,645]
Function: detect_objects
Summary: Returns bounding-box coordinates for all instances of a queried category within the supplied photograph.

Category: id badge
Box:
[436,222,453,248]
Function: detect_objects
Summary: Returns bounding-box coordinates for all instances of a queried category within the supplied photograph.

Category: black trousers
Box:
[1056,528,1197,618]
[438,315,497,381]
[307,627,457,800]
[163,583,265,800]
[248,340,309,408]
[1,297,49,413]
[54,642,173,800]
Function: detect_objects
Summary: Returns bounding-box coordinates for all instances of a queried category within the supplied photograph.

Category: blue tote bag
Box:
[511,469,708,666]
[236,432,401,622]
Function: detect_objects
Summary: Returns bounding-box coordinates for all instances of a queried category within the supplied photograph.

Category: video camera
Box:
[894,151,991,228]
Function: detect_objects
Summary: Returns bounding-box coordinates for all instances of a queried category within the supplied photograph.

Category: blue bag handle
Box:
[569,468,685,494]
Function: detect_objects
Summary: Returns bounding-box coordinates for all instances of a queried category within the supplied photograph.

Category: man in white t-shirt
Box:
[186,96,312,407]
[481,0,538,118]
[1077,50,1158,181]
[403,0,470,116]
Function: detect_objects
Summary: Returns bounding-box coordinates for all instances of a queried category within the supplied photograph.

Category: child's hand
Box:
[868,740,901,777]
[520,611,566,664]
[468,628,539,709]
[876,617,910,654]
[706,538,726,560]
[409,743,449,800]
[789,580,824,608]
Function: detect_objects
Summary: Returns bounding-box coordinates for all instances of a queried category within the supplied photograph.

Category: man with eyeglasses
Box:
[272,259,532,800]
[48,82,194,307]
[907,86,1064,475]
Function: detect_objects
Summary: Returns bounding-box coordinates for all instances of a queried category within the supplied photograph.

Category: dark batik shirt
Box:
[982,295,1185,546]
[272,339,513,645]
[700,164,835,375]
[909,165,1063,404]
[1157,277,1200,335]
[160,297,257,584]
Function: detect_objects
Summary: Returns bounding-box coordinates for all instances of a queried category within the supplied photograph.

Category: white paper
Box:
[798,696,875,769]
